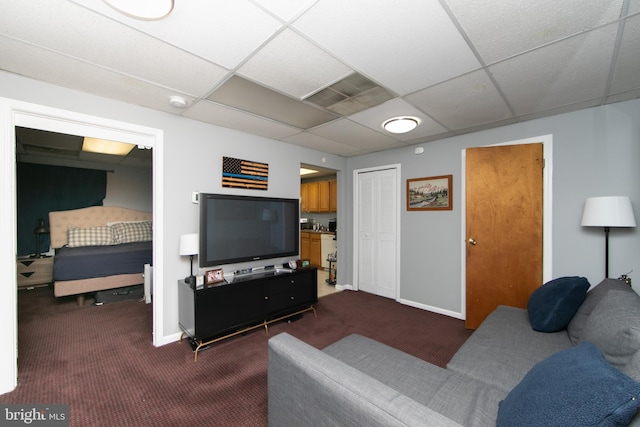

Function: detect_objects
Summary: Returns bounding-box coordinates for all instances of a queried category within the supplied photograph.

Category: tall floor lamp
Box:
[581,196,636,278]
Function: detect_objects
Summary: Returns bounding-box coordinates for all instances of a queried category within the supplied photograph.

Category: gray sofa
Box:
[268,278,640,426]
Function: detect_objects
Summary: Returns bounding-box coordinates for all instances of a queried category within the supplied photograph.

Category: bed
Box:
[49,206,153,305]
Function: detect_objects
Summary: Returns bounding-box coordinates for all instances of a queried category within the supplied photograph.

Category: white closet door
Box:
[357,167,398,299]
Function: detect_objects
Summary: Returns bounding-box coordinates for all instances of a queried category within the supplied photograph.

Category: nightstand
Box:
[16,256,54,289]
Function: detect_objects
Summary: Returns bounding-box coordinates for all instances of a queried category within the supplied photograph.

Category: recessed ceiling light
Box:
[300,167,319,176]
[383,117,419,134]
[103,0,174,20]
[83,137,135,156]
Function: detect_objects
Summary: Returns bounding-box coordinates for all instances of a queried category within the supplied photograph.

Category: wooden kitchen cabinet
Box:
[309,232,322,267]
[300,232,310,260]
[301,179,337,213]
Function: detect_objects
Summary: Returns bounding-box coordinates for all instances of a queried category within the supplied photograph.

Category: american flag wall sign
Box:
[222,156,269,190]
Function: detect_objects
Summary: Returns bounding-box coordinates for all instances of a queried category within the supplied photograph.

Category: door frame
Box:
[352,164,402,301]
[0,97,165,395]
[460,135,553,320]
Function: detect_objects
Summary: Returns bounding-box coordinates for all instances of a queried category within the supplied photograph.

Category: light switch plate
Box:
[192,192,199,204]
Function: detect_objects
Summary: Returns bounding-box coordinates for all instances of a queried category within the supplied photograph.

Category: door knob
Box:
[468,238,477,246]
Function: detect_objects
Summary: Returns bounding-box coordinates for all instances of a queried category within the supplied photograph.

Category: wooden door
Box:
[465,143,543,329]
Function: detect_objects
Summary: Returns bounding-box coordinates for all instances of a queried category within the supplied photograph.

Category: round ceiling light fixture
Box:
[103,0,175,21]
[383,117,419,134]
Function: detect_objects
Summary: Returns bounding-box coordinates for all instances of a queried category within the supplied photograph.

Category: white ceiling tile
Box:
[0,37,196,113]
[610,15,640,95]
[184,100,303,140]
[406,70,513,130]
[237,29,353,99]
[252,0,318,22]
[2,0,229,96]
[348,99,448,141]
[282,131,361,156]
[489,25,617,116]
[293,0,480,95]
[70,0,283,69]
[308,119,399,150]
[446,0,625,64]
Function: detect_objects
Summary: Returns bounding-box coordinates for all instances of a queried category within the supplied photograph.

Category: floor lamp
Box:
[581,196,636,278]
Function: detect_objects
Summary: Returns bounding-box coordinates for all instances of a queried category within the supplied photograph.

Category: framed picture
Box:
[206,268,224,284]
[407,175,452,211]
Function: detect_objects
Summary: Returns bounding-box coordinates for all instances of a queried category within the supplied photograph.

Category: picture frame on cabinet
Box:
[206,268,224,284]
[407,175,452,211]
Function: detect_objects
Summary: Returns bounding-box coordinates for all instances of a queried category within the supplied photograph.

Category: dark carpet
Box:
[0,287,472,426]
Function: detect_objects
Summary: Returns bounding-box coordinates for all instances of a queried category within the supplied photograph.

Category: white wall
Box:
[344,99,640,316]
[103,165,152,212]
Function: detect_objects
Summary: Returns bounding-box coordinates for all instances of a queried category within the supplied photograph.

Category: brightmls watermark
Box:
[1,405,68,426]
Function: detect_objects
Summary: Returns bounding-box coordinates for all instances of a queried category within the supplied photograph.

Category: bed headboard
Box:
[49,206,152,249]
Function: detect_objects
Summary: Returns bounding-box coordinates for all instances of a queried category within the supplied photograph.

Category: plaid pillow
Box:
[67,226,114,247]
[111,221,152,244]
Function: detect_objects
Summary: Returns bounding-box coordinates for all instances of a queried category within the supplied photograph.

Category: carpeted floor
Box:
[1,286,472,426]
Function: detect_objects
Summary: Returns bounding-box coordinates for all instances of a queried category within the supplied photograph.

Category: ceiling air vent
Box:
[304,73,395,116]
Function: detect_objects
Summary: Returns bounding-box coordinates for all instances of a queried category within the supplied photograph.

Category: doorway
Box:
[353,164,401,300]
[0,98,164,394]
[460,135,553,329]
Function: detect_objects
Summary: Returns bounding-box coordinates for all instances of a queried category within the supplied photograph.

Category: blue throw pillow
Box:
[528,276,590,332]
[497,342,640,427]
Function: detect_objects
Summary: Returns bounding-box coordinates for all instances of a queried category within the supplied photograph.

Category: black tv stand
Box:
[178,267,317,361]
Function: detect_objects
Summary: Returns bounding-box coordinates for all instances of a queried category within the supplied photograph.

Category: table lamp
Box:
[179,233,198,285]
[32,218,50,258]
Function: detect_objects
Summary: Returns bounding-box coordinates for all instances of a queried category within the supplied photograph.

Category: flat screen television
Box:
[199,193,300,267]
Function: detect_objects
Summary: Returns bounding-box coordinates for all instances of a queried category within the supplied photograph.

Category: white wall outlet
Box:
[192,192,199,204]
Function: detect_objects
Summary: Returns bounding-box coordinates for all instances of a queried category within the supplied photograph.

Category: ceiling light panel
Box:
[446,0,625,64]
[405,70,513,130]
[609,15,640,95]
[237,29,353,99]
[207,76,337,129]
[83,137,135,156]
[292,0,480,95]
[5,0,228,95]
[490,25,617,116]
[71,0,283,69]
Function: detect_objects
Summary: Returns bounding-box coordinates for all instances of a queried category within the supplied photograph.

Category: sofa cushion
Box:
[567,278,635,344]
[579,290,640,381]
[323,334,506,427]
[447,305,572,392]
[527,276,590,332]
[497,342,640,427]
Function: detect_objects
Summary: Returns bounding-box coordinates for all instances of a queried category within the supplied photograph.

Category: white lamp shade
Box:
[581,196,636,227]
[179,233,199,256]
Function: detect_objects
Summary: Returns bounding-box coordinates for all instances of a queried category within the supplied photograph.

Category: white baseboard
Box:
[399,298,464,320]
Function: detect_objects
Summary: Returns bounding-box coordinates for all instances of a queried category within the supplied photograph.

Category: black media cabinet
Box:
[178,267,317,360]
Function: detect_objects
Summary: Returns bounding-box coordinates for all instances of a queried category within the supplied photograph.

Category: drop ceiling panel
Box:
[207,76,337,128]
[610,15,640,95]
[252,0,319,22]
[0,37,197,114]
[282,132,362,156]
[184,100,303,140]
[70,0,283,69]
[489,25,617,116]
[237,29,353,99]
[292,0,480,96]
[3,1,230,96]
[348,98,448,141]
[406,70,513,130]
[309,119,399,150]
[447,0,625,64]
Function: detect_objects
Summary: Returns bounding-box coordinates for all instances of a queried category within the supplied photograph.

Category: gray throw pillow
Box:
[567,279,635,344]
[579,290,640,379]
